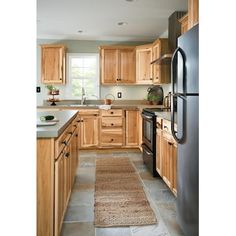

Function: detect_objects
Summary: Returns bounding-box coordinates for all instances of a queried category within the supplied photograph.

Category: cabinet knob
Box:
[111,111,114,114]
[77,120,80,123]
[62,141,67,145]
[168,142,173,146]
[73,125,77,127]
[111,123,114,126]
[76,134,78,137]
[111,139,114,142]
[60,78,62,80]
[150,78,153,80]
[65,152,70,158]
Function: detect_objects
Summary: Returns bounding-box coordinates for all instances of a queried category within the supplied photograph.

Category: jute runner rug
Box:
[94,157,157,227]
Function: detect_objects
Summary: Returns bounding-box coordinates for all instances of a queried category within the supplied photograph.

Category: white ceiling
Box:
[37,0,187,41]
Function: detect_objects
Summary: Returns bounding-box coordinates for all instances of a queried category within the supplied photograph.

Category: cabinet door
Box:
[54,152,65,236]
[101,49,119,84]
[119,49,135,83]
[64,146,71,208]
[71,131,78,185]
[41,45,66,84]
[162,135,173,189]
[125,110,139,146]
[156,129,162,176]
[80,116,99,148]
[188,0,198,29]
[136,45,153,84]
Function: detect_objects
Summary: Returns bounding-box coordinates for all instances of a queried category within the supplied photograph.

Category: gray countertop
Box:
[154,111,177,123]
[37,110,78,138]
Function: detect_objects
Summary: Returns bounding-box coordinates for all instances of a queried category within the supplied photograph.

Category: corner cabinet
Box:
[152,39,171,84]
[136,44,153,84]
[100,46,136,84]
[41,44,66,84]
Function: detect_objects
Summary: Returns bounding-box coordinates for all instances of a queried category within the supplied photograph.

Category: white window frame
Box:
[66,53,100,99]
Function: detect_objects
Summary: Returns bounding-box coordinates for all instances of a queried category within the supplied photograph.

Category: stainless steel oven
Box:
[141,109,157,177]
[141,112,155,151]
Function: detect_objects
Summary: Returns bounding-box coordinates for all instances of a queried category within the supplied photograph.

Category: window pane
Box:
[68,53,99,99]
[71,58,83,67]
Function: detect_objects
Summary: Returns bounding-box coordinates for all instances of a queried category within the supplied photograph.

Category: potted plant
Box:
[147,94,161,105]
[45,85,59,95]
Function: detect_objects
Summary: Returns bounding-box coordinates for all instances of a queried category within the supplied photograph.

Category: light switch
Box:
[117,92,122,98]
[37,86,41,93]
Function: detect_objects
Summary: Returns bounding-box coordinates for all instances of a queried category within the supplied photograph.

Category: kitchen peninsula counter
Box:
[37,110,78,138]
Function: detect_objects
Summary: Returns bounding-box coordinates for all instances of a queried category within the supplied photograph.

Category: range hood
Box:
[151,11,186,65]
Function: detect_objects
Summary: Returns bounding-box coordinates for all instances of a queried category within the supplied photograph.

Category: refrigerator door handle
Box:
[171,94,186,143]
[171,47,186,144]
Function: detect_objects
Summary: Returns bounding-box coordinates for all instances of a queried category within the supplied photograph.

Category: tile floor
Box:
[61,150,184,236]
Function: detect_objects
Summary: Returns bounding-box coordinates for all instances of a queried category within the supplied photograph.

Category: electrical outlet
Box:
[117,92,122,98]
[37,86,41,93]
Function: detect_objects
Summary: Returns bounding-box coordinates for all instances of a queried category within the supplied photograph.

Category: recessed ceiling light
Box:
[117,22,128,26]
[77,30,83,33]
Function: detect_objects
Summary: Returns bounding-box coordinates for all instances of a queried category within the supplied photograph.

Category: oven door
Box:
[142,112,154,151]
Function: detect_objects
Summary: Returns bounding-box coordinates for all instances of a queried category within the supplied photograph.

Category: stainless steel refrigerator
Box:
[171,24,199,236]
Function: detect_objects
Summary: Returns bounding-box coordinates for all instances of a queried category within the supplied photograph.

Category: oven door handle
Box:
[141,144,152,155]
[141,114,153,120]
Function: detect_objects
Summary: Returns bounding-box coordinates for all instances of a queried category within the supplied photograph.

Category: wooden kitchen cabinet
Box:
[125,110,139,147]
[152,39,171,84]
[54,151,65,236]
[100,109,124,147]
[188,0,199,29]
[179,14,189,34]
[41,44,66,84]
[161,119,177,196]
[79,110,99,148]
[100,46,135,84]
[37,113,79,236]
[136,44,153,84]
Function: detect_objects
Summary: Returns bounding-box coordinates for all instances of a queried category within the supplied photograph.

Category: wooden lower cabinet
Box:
[125,110,139,147]
[54,151,65,236]
[162,131,177,196]
[80,112,99,148]
[37,115,79,236]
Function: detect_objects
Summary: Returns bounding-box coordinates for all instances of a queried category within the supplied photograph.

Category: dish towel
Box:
[98,105,111,110]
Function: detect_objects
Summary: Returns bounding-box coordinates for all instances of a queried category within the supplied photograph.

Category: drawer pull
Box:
[65,152,70,158]
[77,120,80,123]
[111,111,114,114]
[111,139,114,142]
[111,123,114,126]
[62,141,67,145]
[76,134,78,137]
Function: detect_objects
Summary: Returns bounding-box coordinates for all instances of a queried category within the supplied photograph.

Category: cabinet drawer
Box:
[55,125,72,159]
[101,117,123,127]
[79,109,99,116]
[101,109,123,117]
[101,129,123,146]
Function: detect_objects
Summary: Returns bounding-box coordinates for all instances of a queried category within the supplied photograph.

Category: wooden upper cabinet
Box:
[41,44,66,84]
[136,44,153,84]
[100,48,119,84]
[152,39,171,84]
[188,0,199,29]
[179,14,189,35]
[120,49,136,83]
[100,46,135,84]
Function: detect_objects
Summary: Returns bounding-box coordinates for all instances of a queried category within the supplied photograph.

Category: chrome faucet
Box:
[81,87,86,105]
